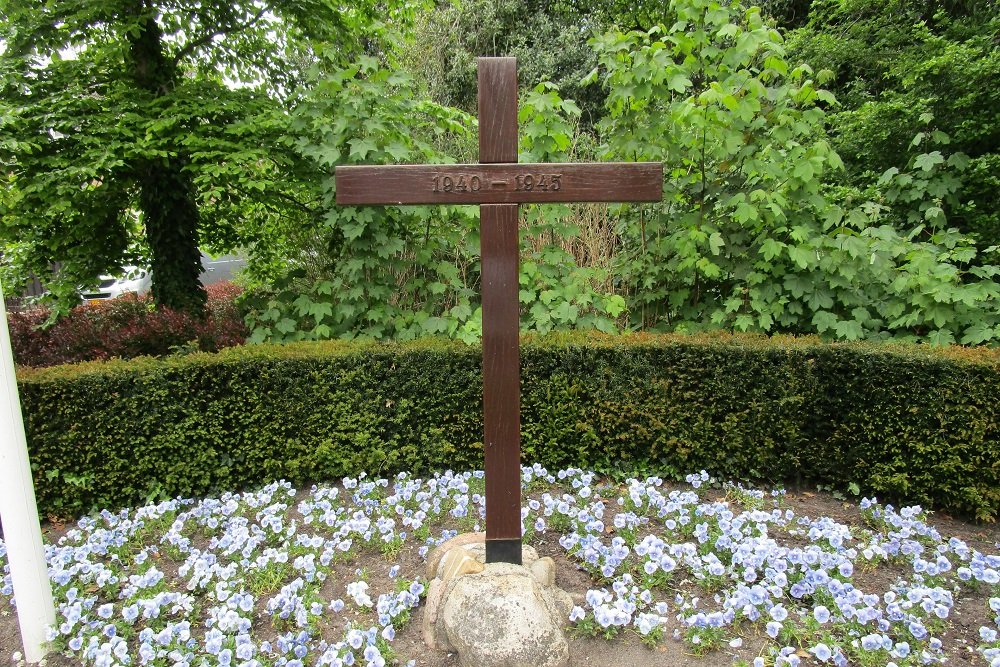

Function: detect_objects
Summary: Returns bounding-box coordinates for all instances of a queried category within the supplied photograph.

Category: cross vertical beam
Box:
[334,58,663,567]
[478,58,522,564]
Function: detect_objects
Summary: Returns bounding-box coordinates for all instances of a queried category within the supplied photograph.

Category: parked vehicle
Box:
[79,267,152,302]
[75,252,246,303]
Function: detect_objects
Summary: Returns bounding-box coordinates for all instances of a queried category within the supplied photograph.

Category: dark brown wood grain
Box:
[478,58,517,164]
[334,162,664,205]
[478,59,522,555]
[480,203,522,548]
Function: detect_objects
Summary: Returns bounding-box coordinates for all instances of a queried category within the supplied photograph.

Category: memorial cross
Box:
[336,57,662,564]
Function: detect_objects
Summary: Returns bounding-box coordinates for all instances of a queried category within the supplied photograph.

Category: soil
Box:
[1,484,997,667]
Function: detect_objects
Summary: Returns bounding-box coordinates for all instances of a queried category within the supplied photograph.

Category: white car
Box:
[80,267,152,302]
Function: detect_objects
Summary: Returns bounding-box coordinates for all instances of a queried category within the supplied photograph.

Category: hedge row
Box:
[16,333,1000,520]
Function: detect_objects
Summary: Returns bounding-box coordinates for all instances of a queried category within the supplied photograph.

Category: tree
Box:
[786,0,1000,246]
[406,0,607,128]
[0,0,390,313]
[244,56,481,343]
[591,0,1000,343]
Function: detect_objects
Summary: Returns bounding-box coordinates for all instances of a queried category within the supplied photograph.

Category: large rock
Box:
[440,547,485,582]
[440,563,570,667]
[426,532,486,579]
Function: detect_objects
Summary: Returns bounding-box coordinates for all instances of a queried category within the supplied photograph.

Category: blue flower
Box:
[811,643,832,661]
[814,606,831,623]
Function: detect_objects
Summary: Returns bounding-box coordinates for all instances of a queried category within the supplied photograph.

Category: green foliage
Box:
[517,84,629,335]
[406,0,606,126]
[590,0,1000,343]
[242,56,481,344]
[246,73,640,344]
[18,333,1000,520]
[787,0,1000,245]
[0,0,401,313]
[6,0,998,347]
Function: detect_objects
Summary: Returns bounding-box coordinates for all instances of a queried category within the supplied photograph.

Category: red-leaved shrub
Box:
[8,282,248,367]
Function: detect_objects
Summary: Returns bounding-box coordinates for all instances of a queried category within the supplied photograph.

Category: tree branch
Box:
[171,6,269,66]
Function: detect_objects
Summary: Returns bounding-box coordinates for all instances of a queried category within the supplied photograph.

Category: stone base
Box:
[422,534,574,667]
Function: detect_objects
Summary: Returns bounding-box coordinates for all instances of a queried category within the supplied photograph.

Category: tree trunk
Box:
[129,10,206,314]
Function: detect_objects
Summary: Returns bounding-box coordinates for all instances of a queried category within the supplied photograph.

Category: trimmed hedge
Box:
[16,333,1000,520]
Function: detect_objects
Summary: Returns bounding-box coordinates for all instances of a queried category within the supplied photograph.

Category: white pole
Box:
[0,284,55,663]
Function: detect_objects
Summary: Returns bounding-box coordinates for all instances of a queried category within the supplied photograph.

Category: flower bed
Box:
[1,467,998,667]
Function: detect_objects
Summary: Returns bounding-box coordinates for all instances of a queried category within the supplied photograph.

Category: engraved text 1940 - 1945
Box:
[430,172,562,193]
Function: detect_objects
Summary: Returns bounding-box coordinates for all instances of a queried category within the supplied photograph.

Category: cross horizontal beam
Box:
[335,162,663,205]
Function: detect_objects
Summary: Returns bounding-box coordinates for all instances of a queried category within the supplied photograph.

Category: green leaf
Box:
[552,301,579,323]
[734,202,758,223]
[604,295,627,318]
[275,317,298,334]
[310,302,333,322]
[668,74,692,93]
[812,311,837,333]
[348,138,378,161]
[927,328,956,347]
[959,323,996,345]
[877,167,899,186]
[761,238,783,261]
[792,160,814,181]
[913,151,944,172]
[708,232,725,255]
[788,246,813,269]
[833,319,865,340]
[528,302,551,325]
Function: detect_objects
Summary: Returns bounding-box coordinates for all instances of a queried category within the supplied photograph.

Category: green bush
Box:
[16,333,999,520]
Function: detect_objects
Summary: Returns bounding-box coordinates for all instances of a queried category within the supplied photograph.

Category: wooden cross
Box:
[336,57,662,564]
